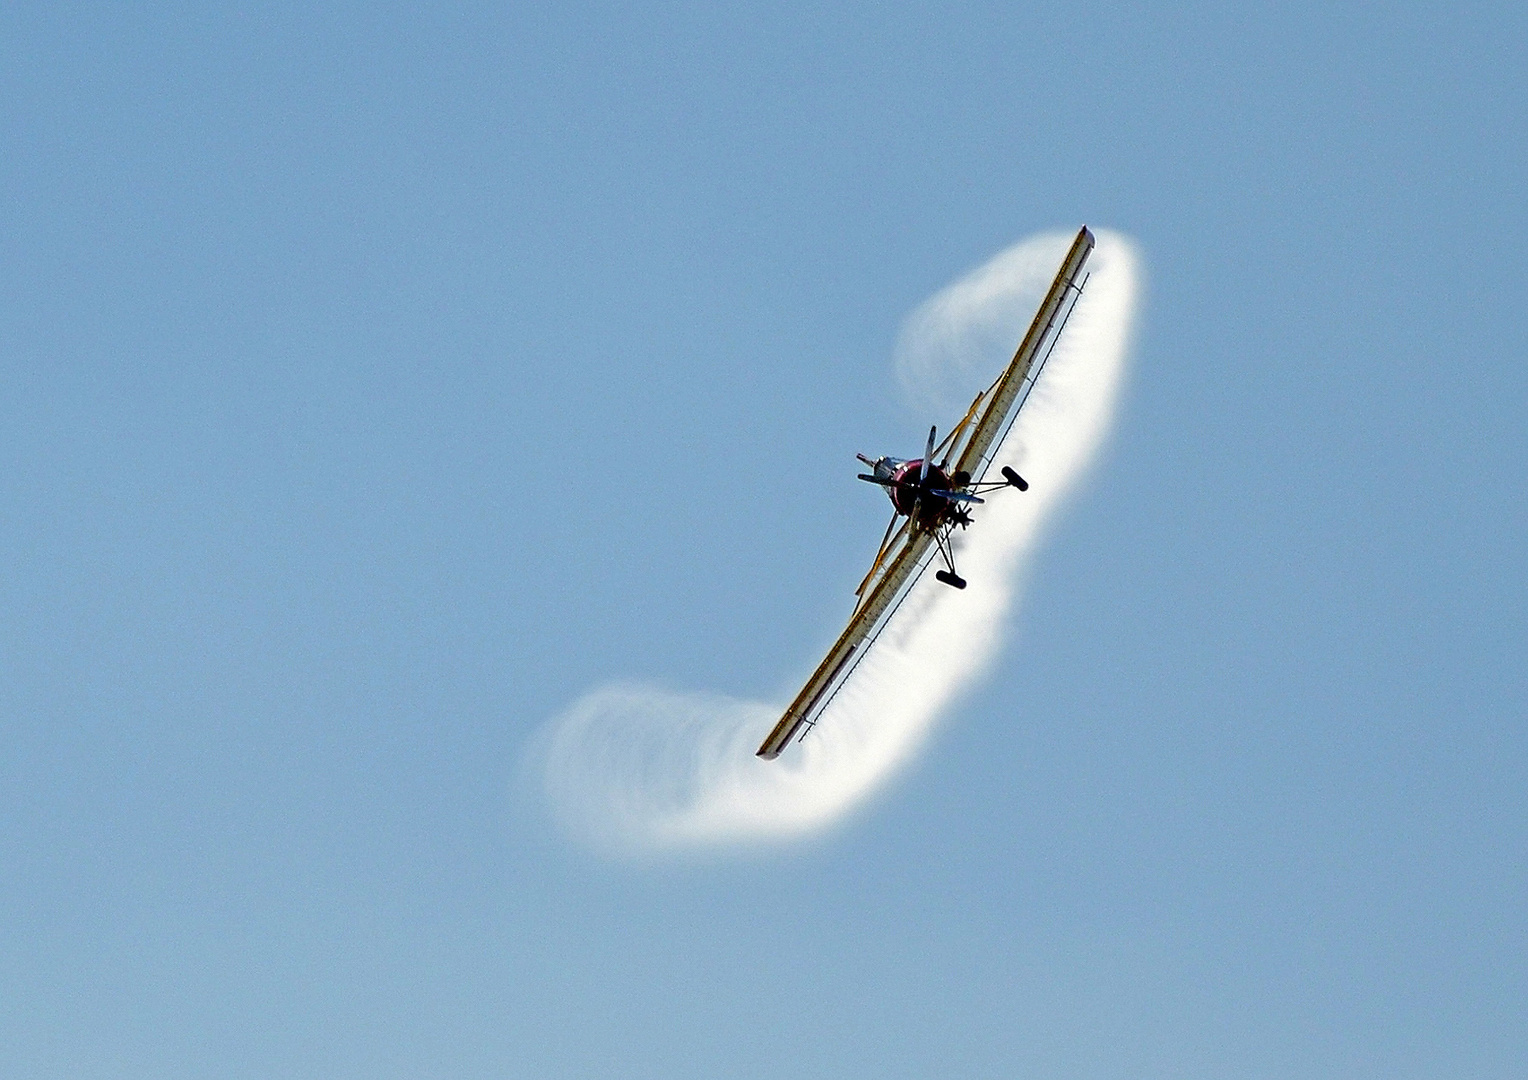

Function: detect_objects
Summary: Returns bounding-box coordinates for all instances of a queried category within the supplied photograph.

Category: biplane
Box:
[756,226,1095,760]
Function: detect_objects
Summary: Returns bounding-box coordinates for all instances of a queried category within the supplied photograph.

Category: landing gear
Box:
[861,442,1035,594]
[931,527,967,590]
[935,570,967,590]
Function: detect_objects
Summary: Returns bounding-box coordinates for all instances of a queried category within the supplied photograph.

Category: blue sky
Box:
[2,3,1524,1077]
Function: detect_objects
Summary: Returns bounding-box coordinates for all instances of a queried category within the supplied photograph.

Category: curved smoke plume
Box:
[534,229,1141,855]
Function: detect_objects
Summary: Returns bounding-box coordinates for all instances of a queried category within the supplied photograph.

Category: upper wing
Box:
[948,226,1095,480]
[755,524,934,759]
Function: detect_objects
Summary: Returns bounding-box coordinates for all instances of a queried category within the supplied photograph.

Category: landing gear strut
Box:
[931,525,968,590]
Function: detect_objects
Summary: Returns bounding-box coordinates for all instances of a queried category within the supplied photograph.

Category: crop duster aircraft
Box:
[757,226,1095,760]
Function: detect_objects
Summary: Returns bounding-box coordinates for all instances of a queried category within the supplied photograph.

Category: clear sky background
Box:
[2,3,1524,1078]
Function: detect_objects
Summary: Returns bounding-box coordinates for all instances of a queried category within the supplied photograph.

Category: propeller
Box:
[903,425,936,528]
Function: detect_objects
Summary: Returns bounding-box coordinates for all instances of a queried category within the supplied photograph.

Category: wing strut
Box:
[855,508,907,599]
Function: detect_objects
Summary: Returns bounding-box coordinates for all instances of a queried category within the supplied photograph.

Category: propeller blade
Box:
[930,489,984,503]
[919,425,936,485]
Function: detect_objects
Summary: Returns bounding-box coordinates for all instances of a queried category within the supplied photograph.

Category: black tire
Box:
[1001,466,1028,491]
[935,570,967,590]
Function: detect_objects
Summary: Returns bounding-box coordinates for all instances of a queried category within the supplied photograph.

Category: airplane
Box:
[756,226,1095,760]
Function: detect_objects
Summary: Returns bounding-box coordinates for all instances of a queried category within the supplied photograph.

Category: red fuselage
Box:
[888,459,953,525]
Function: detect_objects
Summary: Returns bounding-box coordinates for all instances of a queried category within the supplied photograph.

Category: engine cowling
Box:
[889,459,953,521]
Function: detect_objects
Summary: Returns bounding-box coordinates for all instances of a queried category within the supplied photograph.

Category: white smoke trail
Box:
[534,230,1140,855]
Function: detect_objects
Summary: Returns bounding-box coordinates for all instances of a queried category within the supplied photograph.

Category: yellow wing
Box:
[755,524,934,759]
[756,226,1095,760]
[949,227,1095,481]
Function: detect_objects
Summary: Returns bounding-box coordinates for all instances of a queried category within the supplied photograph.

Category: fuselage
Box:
[860,453,959,529]
[888,459,952,523]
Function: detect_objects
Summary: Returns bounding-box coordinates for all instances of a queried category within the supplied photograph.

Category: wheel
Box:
[935,570,967,590]
[1001,466,1028,491]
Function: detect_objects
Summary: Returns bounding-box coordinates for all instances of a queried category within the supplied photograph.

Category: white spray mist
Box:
[534,229,1141,856]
